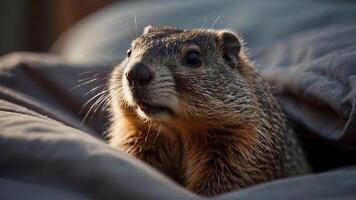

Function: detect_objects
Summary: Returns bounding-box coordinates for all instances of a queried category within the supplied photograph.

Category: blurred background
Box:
[0,0,117,55]
[2,0,355,57]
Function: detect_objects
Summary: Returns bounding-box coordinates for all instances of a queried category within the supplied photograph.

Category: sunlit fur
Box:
[107,26,310,197]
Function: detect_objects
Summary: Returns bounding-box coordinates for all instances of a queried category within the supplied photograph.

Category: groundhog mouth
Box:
[136,100,173,116]
[126,86,174,118]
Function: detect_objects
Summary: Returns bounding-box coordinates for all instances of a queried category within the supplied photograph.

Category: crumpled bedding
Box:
[1,0,356,199]
[254,25,356,145]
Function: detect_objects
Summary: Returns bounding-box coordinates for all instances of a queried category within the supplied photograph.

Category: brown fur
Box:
[107,26,310,196]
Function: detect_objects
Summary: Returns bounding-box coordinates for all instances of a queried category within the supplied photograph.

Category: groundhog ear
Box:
[143,25,157,34]
[217,30,241,66]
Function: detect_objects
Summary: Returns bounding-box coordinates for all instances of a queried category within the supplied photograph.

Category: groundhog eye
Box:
[185,50,201,67]
[127,48,132,57]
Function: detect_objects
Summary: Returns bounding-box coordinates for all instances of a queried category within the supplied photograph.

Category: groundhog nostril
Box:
[126,62,152,86]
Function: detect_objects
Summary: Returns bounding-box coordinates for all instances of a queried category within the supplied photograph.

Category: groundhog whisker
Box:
[78,71,109,79]
[69,78,100,92]
[95,95,112,117]
[80,52,113,63]
[152,131,160,145]
[70,72,109,92]
[82,97,107,122]
[81,89,109,110]
[145,122,152,144]
[84,91,112,123]
[199,18,209,29]
[80,89,109,119]
[133,9,138,37]
[78,71,98,76]
[210,14,223,29]
[102,97,113,112]
[77,76,108,85]
[83,84,108,97]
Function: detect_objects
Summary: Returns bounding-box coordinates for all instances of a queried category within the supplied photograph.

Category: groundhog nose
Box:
[125,62,152,86]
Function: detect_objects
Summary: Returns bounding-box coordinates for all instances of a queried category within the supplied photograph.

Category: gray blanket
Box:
[255,25,356,145]
[1,0,356,199]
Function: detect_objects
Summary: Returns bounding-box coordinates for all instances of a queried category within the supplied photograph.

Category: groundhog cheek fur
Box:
[107,26,310,197]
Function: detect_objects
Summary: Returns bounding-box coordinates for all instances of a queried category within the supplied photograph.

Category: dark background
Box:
[0,0,118,56]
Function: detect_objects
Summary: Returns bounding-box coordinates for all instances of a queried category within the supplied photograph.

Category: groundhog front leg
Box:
[110,129,184,184]
[183,143,245,196]
[185,164,241,196]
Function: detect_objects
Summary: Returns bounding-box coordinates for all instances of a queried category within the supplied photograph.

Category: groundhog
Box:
[107,25,310,196]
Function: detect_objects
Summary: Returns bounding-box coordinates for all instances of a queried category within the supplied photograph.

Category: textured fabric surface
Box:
[1,0,356,199]
[253,25,356,146]
[0,95,198,200]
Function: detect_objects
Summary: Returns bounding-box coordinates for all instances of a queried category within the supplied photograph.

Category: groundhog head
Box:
[109,26,258,132]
